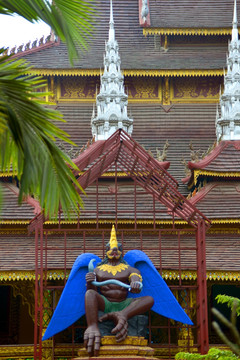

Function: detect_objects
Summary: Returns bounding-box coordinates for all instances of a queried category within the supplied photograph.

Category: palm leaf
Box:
[0,50,84,219]
[0,0,96,64]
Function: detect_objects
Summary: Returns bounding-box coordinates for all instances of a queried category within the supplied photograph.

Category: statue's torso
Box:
[95,263,135,302]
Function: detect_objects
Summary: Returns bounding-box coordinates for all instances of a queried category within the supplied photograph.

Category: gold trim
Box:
[77,171,129,176]
[129,272,143,282]
[143,27,234,36]
[211,219,240,224]
[1,269,239,282]
[27,68,224,78]
[44,219,188,225]
[194,169,240,184]
[0,220,30,224]
[98,263,129,276]
[0,171,16,177]
[124,69,223,78]
[0,345,34,357]
[0,269,69,282]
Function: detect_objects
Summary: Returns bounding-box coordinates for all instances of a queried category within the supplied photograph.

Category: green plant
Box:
[212,298,240,357]
[215,295,240,317]
[175,347,238,360]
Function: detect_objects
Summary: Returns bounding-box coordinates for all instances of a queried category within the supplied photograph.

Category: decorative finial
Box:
[109,0,115,42]
[215,0,240,141]
[109,225,118,249]
[232,0,238,42]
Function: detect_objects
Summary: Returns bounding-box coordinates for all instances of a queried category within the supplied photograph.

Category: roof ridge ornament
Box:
[216,0,240,141]
[91,0,133,141]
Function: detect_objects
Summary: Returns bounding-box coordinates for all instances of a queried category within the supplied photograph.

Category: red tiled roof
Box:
[188,141,240,172]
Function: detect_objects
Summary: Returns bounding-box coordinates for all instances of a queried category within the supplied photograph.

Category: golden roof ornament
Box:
[109,225,118,249]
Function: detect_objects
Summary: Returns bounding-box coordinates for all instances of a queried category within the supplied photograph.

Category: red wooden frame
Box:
[31,129,210,359]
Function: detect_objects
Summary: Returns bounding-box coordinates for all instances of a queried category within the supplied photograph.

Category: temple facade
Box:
[0,1,240,359]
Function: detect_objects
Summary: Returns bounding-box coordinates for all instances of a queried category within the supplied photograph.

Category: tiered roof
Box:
[12,0,229,75]
[145,0,240,30]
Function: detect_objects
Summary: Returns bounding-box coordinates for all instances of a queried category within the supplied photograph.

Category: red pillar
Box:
[196,220,209,354]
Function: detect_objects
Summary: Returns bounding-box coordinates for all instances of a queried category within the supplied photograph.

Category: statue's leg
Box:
[84,289,105,357]
[99,295,154,342]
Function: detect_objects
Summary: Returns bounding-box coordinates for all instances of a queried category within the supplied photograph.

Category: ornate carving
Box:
[11,281,35,321]
[125,77,159,100]
[172,77,220,102]
[42,339,53,360]
[156,140,170,161]
[0,345,34,357]
[59,76,98,99]
[163,77,170,105]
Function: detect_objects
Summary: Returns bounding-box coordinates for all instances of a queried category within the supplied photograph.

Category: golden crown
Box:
[109,225,118,249]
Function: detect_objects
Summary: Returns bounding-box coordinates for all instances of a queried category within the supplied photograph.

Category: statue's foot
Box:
[99,311,128,342]
[84,324,101,357]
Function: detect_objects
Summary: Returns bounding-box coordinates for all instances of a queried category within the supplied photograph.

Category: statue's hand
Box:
[86,272,96,284]
[84,325,101,357]
[99,312,128,342]
[130,281,142,294]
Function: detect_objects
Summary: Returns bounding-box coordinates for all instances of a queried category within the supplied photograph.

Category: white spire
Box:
[232,0,238,42]
[91,0,133,141]
[216,0,240,141]
[109,0,115,42]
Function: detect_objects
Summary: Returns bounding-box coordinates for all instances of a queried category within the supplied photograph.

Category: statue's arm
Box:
[85,269,98,291]
[128,267,143,294]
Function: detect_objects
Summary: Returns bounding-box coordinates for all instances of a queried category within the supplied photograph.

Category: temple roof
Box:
[13,0,228,72]
[56,103,217,189]
[188,141,240,172]
[0,232,239,272]
[0,183,40,220]
[148,0,240,29]
[188,182,240,219]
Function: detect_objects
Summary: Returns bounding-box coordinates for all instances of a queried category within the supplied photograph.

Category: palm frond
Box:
[0,51,84,218]
[0,0,96,64]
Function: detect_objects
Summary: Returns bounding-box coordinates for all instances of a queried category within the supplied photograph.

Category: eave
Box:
[193,169,240,185]
[1,269,239,282]
[26,68,224,78]
[143,27,234,36]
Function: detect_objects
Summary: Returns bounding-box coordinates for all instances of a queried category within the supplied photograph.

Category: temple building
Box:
[0,0,240,359]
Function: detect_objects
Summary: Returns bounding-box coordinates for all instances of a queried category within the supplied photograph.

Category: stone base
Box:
[75,336,158,359]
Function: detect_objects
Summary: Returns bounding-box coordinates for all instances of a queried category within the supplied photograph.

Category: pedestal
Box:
[74,336,158,359]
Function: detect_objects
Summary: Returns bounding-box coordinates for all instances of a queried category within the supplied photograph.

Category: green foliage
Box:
[0,0,97,218]
[0,0,95,65]
[212,298,240,357]
[175,348,239,360]
[215,295,240,317]
[0,50,84,218]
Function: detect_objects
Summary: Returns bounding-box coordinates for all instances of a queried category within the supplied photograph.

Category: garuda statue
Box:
[43,225,193,356]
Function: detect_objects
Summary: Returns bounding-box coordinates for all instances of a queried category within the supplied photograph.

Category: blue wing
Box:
[124,250,193,325]
[42,253,101,340]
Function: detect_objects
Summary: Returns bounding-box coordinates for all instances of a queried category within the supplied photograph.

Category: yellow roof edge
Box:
[25,68,223,78]
[143,27,233,36]
[0,269,239,282]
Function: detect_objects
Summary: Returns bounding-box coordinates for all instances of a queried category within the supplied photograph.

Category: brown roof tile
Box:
[188,140,240,172]
[0,184,39,220]
[148,0,239,29]
[0,232,238,272]
[16,0,227,71]
[56,103,217,191]
[189,182,240,218]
